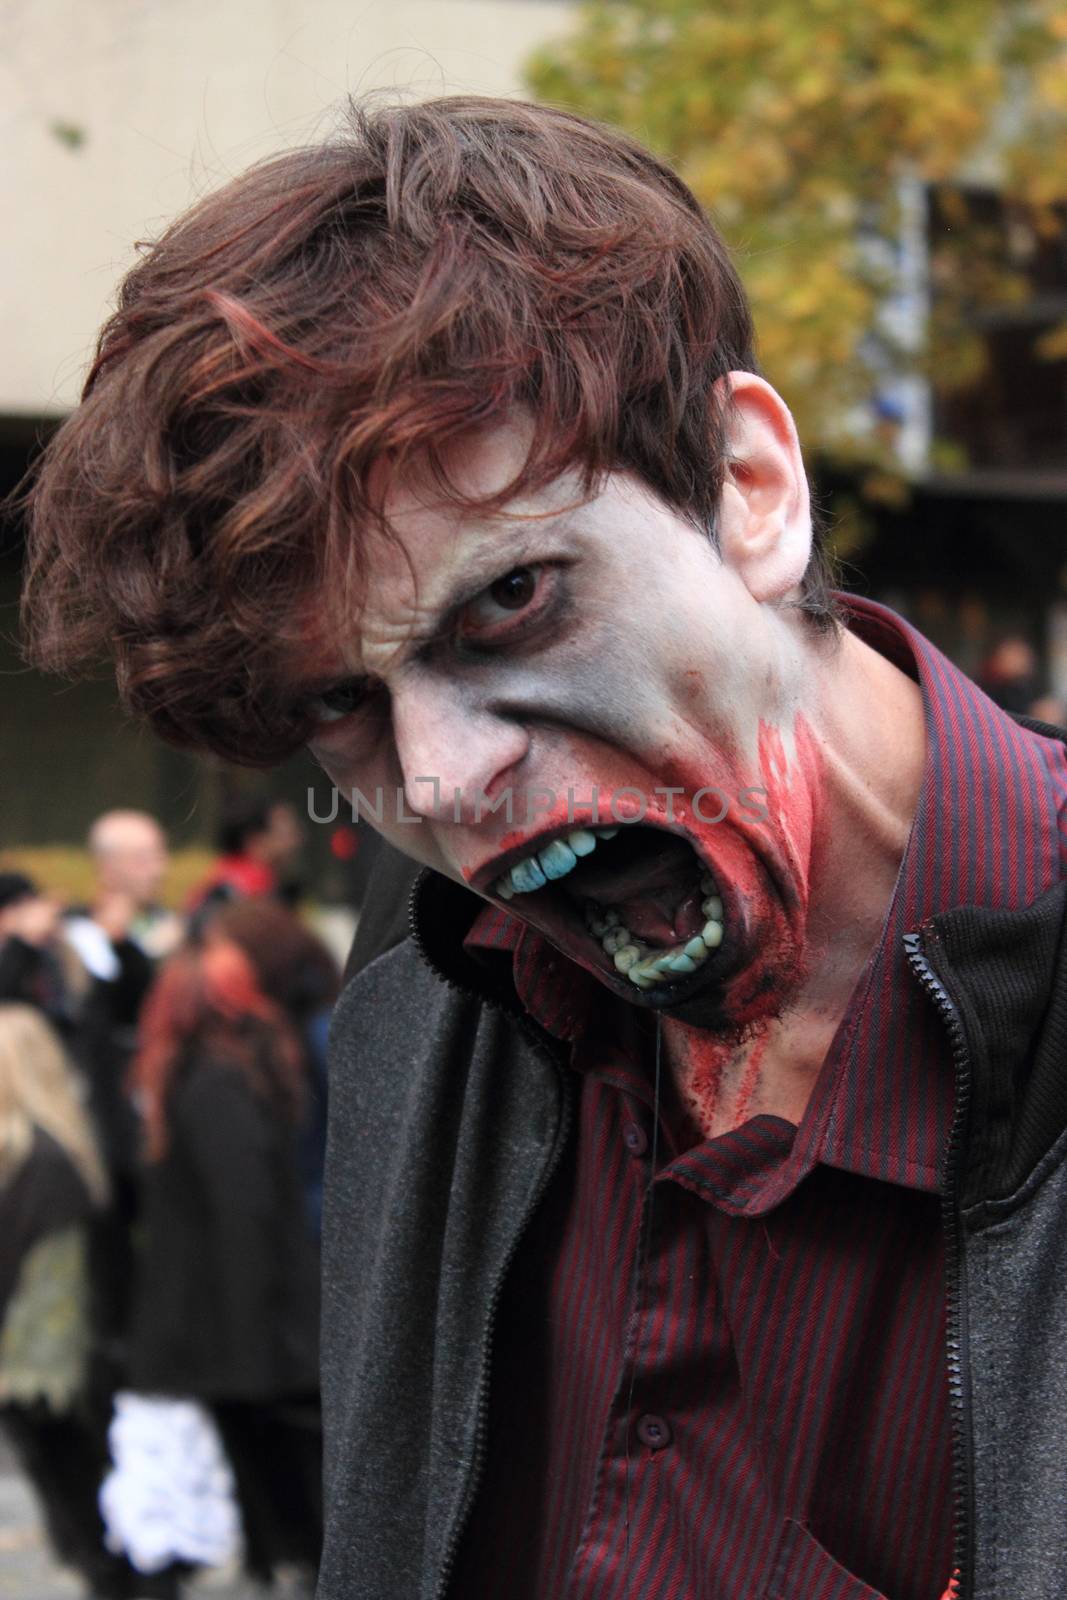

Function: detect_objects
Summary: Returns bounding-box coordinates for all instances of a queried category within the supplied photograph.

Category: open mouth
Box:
[484,822,727,999]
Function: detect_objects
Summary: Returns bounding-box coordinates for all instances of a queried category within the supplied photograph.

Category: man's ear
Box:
[713,371,811,603]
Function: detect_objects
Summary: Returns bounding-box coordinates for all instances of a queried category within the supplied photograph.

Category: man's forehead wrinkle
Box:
[358,595,442,674]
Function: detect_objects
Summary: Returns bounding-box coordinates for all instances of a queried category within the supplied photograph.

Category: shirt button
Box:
[622,1121,648,1156]
[636,1413,672,1450]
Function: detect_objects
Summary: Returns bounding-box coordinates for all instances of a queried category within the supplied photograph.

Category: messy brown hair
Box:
[22,96,837,766]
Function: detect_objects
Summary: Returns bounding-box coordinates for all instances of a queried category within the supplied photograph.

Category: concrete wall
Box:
[1,0,570,415]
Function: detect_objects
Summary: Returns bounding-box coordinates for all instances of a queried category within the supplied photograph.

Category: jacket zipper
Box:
[406,876,577,1600]
[903,928,975,1600]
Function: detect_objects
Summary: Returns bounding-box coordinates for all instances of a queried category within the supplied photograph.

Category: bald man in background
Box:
[65,810,182,979]
[64,805,183,1195]
[63,812,185,1388]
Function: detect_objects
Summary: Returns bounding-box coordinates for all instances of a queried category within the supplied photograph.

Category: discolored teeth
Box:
[539,839,577,880]
[494,825,623,900]
[510,857,547,894]
[491,826,726,998]
[568,829,598,856]
[583,878,726,992]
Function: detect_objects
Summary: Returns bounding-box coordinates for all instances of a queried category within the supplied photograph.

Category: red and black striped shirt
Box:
[451,597,1067,1600]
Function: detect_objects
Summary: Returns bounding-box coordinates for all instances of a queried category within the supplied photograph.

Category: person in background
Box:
[65,811,182,981]
[975,639,1067,730]
[975,634,1040,715]
[0,872,78,1028]
[0,1004,166,1600]
[124,940,322,1589]
[62,812,179,1174]
[62,812,181,1400]
[1,868,133,1435]
[207,899,340,1239]
[187,798,305,921]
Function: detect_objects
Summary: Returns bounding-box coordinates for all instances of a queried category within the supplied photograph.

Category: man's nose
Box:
[391,681,529,824]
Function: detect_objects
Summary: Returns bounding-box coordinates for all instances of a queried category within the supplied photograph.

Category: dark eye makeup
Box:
[307,679,373,725]
[454,563,556,647]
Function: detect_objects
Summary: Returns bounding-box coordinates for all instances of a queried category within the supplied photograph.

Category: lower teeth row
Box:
[585,874,724,991]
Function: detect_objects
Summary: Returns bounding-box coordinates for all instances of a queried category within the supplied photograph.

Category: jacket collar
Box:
[922,880,1067,1210]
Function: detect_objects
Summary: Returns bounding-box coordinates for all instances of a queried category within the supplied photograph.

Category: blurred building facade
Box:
[846,178,1067,708]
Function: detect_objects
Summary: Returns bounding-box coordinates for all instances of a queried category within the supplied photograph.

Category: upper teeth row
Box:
[495,826,620,898]
[591,874,724,991]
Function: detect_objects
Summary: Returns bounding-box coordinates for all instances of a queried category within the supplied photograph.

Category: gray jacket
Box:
[319,864,1067,1600]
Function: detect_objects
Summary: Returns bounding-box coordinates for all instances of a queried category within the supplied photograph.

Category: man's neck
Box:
[665,626,927,1141]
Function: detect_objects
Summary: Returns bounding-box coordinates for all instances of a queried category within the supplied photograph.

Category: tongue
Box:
[567,831,706,949]
[620,886,706,946]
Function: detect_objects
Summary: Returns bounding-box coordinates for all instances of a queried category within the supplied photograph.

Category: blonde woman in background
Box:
[0,1004,167,1599]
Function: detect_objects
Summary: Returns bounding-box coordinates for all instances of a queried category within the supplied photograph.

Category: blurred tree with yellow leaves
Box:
[526,0,1067,476]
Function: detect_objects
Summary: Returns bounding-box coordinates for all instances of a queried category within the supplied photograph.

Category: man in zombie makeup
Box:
[22,97,1067,1600]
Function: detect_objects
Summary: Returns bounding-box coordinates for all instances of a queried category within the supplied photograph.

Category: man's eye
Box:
[306,680,369,725]
[458,566,543,642]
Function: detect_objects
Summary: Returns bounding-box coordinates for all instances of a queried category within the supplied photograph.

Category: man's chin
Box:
[574,939,800,1034]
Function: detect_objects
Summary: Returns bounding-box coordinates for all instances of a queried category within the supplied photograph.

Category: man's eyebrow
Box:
[288,513,581,697]
[433,513,580,619]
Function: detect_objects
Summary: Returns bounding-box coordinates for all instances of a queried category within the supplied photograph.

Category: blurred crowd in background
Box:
[0,796,341,1597]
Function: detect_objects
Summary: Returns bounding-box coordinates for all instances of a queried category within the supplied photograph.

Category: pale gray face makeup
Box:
[303,421,818,1023]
